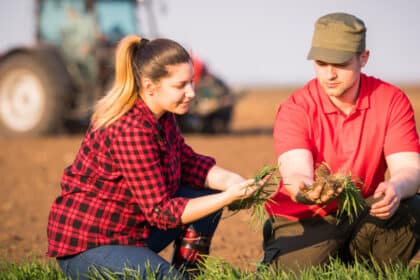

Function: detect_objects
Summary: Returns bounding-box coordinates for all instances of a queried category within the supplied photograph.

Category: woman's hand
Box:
[224,174,272,205]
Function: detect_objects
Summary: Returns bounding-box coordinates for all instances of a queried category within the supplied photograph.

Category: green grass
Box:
[335,175,367,224]
[1,257,418,280]
[0,259,68,280]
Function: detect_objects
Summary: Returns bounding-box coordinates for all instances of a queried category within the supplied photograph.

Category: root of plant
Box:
[227,165,279,227]
[304,163,367,224]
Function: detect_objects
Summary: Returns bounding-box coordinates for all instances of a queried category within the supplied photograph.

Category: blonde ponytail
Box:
[91,35,144,130]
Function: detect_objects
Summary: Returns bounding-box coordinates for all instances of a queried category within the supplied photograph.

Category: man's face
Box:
[314,51,369,101]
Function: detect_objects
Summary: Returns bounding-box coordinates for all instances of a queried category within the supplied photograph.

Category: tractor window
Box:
[95,0,139,44]
[38,0,85,44]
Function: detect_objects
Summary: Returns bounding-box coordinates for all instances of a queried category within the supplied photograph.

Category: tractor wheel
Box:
[0,52,68,136]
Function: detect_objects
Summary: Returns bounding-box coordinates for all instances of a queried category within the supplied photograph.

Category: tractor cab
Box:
[38,0,139,102]
[38,0,138,45]
[0,0,235,136]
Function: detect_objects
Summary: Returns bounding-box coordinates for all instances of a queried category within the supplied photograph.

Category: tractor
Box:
[0,0,236,136]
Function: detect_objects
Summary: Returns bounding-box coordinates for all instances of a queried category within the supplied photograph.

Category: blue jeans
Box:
[57,186,222,280]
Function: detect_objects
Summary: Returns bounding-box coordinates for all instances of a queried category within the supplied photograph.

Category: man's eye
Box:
[337,63,349,68]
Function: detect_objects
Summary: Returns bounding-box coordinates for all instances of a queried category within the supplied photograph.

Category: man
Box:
[263,12,420,272]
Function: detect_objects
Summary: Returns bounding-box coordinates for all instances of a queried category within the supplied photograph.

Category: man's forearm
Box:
[389,167,420,199]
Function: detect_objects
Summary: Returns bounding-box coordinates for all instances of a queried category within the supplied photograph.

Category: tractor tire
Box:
[0,52,69,137]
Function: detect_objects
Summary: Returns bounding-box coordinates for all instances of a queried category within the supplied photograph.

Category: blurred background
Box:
[0,0,419,270]
[1,0,419,137]
[2,0,420,87]
[153,0,420,87]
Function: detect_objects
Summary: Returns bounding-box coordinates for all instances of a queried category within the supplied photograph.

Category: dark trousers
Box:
[262,195,420,272]
[57,186,222,280]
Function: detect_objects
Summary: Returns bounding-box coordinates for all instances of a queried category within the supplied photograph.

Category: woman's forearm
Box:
[180,191,231,224]
[205,165,245,191]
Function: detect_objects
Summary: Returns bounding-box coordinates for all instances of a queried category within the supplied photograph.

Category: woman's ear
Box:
[142,78,157,96]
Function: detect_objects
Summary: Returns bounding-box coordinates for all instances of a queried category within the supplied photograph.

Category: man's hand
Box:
[295,181,342,205]
[295,182,320,204]
[370,181,401,219]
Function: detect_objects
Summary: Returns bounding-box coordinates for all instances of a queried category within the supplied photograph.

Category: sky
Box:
[2,0,420,87]
[144,0,420,87]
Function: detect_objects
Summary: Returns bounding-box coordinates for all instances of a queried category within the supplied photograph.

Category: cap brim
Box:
[307,47,355,64]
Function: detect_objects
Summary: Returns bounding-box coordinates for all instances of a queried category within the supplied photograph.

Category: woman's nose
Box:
[185,83,195,99]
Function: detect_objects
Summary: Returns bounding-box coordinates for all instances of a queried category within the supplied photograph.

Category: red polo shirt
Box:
[266,74,420,220]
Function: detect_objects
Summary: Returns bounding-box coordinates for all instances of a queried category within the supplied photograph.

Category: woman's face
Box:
[149,62,195,118]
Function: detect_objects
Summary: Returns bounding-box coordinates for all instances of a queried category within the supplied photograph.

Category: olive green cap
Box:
[307,12,366,64]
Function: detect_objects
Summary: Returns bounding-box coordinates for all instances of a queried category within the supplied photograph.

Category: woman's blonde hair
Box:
[91,35,191,130]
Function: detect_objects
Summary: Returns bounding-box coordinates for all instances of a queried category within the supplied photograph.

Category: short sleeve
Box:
[384,91,420,156]
[273,101,312,157]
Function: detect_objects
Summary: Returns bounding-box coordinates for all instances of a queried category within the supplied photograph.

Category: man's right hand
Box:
[295,181,342,205]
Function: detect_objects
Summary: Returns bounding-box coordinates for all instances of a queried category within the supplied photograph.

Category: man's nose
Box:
[326,65,337,79]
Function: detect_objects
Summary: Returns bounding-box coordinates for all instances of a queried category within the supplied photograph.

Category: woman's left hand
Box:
[225,173,272,203]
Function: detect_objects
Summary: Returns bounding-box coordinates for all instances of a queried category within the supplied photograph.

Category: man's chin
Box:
[324,89,344,97]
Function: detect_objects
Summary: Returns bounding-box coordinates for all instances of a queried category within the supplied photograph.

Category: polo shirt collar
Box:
[317,73,370,114]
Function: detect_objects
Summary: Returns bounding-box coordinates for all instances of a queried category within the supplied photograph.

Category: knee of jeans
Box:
[57,257,86,280]
[56,259,67,274]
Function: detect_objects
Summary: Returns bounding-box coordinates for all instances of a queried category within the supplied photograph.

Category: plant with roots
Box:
[302,162,366,224]
[227,165,279,227]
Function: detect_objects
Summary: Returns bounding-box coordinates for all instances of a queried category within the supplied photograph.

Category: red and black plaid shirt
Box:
[47,100,215,258]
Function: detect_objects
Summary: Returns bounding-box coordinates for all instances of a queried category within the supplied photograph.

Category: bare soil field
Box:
[1,85,420,270]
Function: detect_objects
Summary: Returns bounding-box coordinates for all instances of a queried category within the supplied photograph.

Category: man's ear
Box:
[142,78,157,96]
[360,50,370,68]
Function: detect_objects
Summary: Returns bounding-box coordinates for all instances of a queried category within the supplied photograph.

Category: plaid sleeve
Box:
[110,128,188,230]
[178,133,216,189]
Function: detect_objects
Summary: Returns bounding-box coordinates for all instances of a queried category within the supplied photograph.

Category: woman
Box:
[47,35,265,279]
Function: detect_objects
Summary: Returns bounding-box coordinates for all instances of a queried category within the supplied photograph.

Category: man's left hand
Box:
[370,181,401,219]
